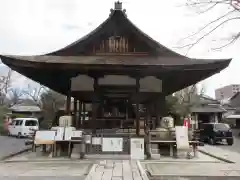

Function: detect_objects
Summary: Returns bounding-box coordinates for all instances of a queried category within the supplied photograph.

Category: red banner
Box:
[183,118,190,128]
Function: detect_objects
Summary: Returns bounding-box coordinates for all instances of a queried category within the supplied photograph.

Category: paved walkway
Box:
[85,160,148,180]
[142,162,240,177]
[0,161,91,177]
[141,145,240,177]
[0,136,27,159]
[198,145,240,163]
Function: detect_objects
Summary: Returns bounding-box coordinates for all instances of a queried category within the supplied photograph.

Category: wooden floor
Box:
[85,160,149,180]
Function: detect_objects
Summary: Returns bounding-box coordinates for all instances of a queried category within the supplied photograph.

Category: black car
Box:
[199,123,233,145]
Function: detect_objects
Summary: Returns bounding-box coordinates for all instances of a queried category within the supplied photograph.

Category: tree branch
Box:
[23,84,47,106]
[212,31,240,49]
[178,16,240,53]
[177,9,236,44]
[177,0,240,51]
[189,0,231,14]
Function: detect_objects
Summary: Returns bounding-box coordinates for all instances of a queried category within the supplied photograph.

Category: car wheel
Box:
[208,138,215,145]
[227,139,233,146]
[17,132,22,139]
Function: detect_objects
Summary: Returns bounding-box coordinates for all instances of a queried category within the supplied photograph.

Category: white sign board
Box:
[64,127,76,140]
[59,115,72,127]
[85,135,92,144]
[51,127,64,141]
[71,130,82,138]
[102,138,123,152]
[130,138,144,160]
[34,131,55,145]
[92,137,102,145]
[175,126,189,150]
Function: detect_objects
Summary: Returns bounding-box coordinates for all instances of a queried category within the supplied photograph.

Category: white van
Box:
[8,118,39,138]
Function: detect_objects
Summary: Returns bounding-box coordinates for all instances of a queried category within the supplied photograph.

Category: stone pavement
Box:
[0,136,27,159]
[85,160,148,180]
[141,162,240,177]
[141,145,240,178]
[198,144,240,163]
[1,156,149,180]
[3,143,240,179]
[0,161,91,177]
[151,176,240,180]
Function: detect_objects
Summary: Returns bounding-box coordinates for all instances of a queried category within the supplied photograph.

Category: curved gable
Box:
[47,2,183,57]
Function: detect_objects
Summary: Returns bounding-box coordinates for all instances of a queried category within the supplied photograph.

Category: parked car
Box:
[8,118,39,138]
[199,123,233,145]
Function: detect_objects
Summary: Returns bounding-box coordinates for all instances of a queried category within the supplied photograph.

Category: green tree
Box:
[174,85,198,117]
[40,89,65,128]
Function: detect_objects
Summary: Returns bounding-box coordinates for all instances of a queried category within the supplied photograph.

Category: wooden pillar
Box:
[160,80,167,117]
[136,77,140,136]
[195,113,198,129]
[155,100,160,128]
[125,100,129,128]
[73,98,77,128]
[66,91,71,115]
[160,95,167,117]
[82,103,86,127]
[78,101,82,128]
[150,102,155,129]
[145,103,150,129]
[92,77,98,134]
[156,95,167,126]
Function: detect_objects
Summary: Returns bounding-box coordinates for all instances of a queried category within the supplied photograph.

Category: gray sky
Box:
[0,0,239,97]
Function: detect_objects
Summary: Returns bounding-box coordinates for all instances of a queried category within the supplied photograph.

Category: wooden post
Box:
[124,99,128,129]
[160,95,167,117]
[73,98,77,128]
[145,103,150,129]
[82,103,86,125]
[66,92,71,115]
[78,101,82,128]
[156,98,161,128]
[92,77,98,134]
[136,77,140,136]
[150,102,154,129]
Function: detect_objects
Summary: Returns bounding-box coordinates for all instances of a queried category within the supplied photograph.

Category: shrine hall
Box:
[0,2,231,136]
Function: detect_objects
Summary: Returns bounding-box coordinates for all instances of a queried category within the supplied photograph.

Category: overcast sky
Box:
[0,0,239,97]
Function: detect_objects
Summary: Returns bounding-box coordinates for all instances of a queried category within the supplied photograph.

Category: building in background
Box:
[8,103,42,117]
[215,84,240,101]
[190,95,226,129]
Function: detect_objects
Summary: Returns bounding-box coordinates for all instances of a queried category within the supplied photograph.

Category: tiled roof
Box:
[9,104,41,112]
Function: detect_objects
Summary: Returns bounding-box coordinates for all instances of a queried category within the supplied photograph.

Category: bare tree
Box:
[178,0,240,52]
[0,69,12,105]
[8,88,24,105]
[23,84,47,107]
